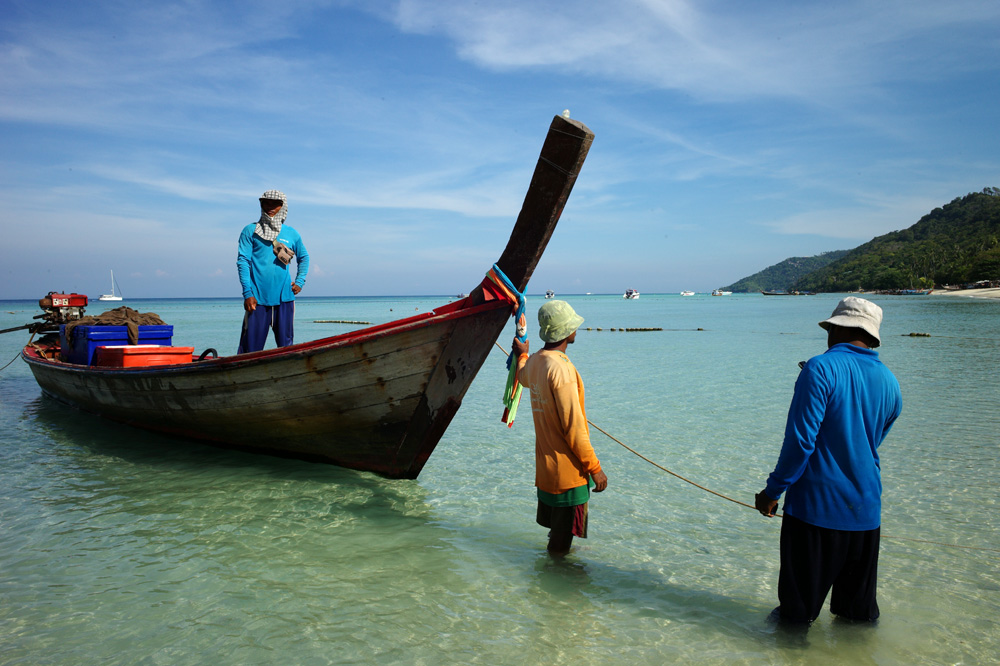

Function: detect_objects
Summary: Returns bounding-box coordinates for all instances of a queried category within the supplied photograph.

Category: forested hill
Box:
[723,188,1000,293]
[723,251,849,293]
[793,188,1000,292]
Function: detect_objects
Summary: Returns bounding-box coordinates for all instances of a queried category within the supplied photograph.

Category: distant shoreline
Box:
[3,289,999,302]
[930,287,1000,300]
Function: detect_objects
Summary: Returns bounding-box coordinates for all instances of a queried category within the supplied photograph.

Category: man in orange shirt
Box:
[513,300,608,556]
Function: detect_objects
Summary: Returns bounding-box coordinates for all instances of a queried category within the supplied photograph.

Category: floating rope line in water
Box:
[0,350,21,373]
[585,419,757,510]
[589,420,1000,557]
[0,330,37,374]
[492,342,1000,557]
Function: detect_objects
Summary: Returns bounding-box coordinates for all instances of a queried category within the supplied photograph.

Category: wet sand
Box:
[930,287,1000,299]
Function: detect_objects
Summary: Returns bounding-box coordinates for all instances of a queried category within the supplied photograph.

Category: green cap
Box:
[538,300,584,342]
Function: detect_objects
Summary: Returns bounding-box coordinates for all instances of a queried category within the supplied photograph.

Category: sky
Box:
[2,0,999,299]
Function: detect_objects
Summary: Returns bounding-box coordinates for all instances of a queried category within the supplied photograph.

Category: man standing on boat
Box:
[513,300,608,556]
[237,189,310,353]
[755,297,902,624]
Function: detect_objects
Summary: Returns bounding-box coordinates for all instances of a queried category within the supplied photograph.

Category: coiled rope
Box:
[494,341,1000,557]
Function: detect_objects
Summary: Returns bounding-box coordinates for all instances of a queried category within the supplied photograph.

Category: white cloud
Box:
[386,0,1000,103]
[765,195,942,241]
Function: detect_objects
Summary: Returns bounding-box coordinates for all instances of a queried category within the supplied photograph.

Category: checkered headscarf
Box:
[254,189,288,242]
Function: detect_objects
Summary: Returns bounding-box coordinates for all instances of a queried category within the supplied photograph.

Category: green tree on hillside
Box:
[793,188,1000,291]
[722,250,849,292]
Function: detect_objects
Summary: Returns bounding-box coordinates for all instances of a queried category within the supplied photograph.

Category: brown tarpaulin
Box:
[64,306,167,345]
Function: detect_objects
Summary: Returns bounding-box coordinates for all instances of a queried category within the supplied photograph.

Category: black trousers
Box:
[777,514,881,623]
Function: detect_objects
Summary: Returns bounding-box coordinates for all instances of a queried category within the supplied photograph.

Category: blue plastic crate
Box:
[59,325,174,365]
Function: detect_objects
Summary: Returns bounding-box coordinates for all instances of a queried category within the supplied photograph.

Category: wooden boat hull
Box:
[24,299,509,478]
[21,115,595,478]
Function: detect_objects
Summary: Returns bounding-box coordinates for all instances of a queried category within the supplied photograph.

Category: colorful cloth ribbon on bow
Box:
[486,264,527,427]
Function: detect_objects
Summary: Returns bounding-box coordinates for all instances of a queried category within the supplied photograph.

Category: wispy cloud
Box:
[386,0,1000,104]
[765,193,945,240]
[1,1,999,297]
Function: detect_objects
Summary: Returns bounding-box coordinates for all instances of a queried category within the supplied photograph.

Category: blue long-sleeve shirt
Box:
[764,343,902,531]
[237,224,309,306]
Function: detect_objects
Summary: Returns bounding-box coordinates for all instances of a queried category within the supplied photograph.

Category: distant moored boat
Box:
[98,270,123,302]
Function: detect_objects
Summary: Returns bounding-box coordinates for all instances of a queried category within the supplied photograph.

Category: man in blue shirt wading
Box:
[236,189,310,353]
[755,297,902,624]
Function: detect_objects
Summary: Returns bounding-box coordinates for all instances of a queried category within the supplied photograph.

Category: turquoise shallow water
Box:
[1,293,998,665]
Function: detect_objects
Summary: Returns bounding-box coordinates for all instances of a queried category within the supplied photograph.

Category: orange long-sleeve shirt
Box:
[518,349,602,494]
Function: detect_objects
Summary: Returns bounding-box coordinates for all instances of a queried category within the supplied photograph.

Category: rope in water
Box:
[586,419,756,510]
[493,341,1000,556]
[0,350,21,372]
[0,331,36,374]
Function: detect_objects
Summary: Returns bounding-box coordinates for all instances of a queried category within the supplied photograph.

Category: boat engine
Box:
[0,292,89,337]
[37,292,89,330]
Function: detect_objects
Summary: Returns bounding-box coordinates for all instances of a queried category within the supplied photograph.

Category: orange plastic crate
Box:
[91,345,195,368]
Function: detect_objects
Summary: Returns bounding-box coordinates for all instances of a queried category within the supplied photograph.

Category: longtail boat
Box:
[21,115,594,478]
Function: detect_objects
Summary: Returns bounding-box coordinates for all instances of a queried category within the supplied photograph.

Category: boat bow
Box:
[22,115,595,479]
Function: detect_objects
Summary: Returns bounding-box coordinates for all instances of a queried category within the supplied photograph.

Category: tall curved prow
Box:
[397,115,595,477]
[480,115,595,298]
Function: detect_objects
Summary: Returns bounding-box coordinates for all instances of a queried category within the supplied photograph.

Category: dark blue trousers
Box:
[777,514,881,623]
[238,300,295,354]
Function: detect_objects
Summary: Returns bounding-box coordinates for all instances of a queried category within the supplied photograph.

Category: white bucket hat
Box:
[819,297,883,347]
[538,300,584,343]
